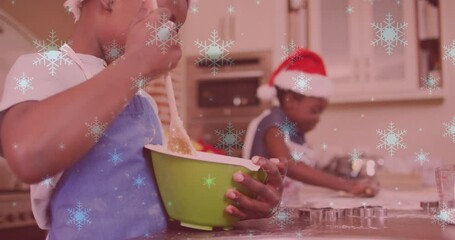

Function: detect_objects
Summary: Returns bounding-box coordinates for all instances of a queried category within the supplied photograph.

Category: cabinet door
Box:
[308,0,363,98]
[309,0,422,102]
[364,0,419,99]
[182,0,287,60]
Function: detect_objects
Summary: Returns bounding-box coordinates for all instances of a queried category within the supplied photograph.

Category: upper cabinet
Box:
[180,0,288,66]
[308,0,444,103]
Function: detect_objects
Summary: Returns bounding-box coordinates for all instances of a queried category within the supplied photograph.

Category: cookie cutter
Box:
[299,207,345,222]
[351,206,387,218]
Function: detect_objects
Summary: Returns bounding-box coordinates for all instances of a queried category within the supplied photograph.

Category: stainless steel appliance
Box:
[186,51,272,156]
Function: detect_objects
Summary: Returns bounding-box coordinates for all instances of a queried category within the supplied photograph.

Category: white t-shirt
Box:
[0,46,107,230]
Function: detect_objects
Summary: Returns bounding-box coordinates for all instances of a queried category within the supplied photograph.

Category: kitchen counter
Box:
[132,186,455,240]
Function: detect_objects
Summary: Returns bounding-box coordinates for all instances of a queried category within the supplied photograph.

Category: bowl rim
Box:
[144,144,261,171]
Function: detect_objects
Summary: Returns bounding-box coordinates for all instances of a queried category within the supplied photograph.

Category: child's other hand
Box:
[348,178,380,197]
[125,6,182,77]
[224,156,285,220]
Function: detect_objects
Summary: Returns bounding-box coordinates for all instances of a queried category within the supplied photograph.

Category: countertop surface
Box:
[131,185,455,239]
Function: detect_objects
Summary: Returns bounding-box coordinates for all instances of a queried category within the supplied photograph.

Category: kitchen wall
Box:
[0,0,73,40]
[306,0,455,170]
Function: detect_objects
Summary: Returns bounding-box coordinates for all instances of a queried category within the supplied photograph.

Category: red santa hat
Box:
[257,48,332,101]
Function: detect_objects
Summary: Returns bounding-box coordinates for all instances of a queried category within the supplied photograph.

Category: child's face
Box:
[97,0,189,53]
[283,94,328,134]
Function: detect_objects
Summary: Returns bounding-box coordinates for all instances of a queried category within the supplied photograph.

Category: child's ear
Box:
[100,0,115,11]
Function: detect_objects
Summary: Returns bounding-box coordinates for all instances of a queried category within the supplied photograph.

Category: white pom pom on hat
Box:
[257,48,332,102]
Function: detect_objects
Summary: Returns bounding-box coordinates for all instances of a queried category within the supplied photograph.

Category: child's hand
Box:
[348,178,380,197]
[124,6,182,78]
[224,156,285,220]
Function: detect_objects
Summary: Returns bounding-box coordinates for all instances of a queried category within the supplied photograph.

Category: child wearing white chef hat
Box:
[0,0,283,239]
[243,49,379,205]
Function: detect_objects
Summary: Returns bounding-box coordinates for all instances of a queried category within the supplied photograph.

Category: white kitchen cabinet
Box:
[308,0,444,103]
[181,0,288,66]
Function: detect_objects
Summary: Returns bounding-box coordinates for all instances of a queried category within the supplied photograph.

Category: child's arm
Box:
[0,8,178,184]
[264,127,379,196]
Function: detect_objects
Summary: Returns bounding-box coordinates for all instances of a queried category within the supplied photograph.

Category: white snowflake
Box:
[131,73,151,91]
[67,201,92,231]
[215,122,245,156]
[349,149,363,165]
[376,122,407,156]
[421,73,440,94]
[321,143,328,151]
[346,5,354,14]
[59,143,66,150]
[275,117,298,143]
[292,73,312,95]
[190,5,199,14]
[290,150,303,162]
[146,12,182,55]
[227,5,235,14]
[194,30,235,75]
[371,13,408,55]
[14,72,33,95]
[414,149,429,166]
[281,40,301,64]
[431,203,454,231]
[442,117,455,143]
[102,40,124,62]
[256,0,261,4]
[108,149,123,166]
[85,117,107,143]
[443,40,455,65]
[33,30,72,76]
[41,176,55,188]
[365,0,375,5]
[133,175,146,188]
[270,205,294,230]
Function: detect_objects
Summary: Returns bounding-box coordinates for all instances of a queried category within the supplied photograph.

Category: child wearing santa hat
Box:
[243,49,379,204]
[0,1,283,239]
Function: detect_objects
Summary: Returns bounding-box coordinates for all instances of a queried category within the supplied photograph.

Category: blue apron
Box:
[48,95,168,239]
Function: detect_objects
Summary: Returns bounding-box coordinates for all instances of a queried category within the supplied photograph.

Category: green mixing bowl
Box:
[145,144,267,231]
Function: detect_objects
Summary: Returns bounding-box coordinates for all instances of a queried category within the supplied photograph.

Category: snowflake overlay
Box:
[431,203,454,231]
[281,40,302,64]
[33,30,72,76]
[214,122,245,156]
[346,5,354,14]
[41,176,55,188]
[414,149,429,166]
[85,117,107,143]
[292,73,312,95]
[290,150,303,162]
[275,117,298,143]
[67,202,92,231]
[146,12,182,55]
[203,174,216,189]
[442,117,455,143]
[371,13,408,55]
[108,149,123,166]
[14,72,33,95]
[133,175,146,188]
[195,30,235,75]
[270,205,294,230]
[443,40,455,65]
[131,73,151,91]
[349,149,363,165]
[421,73,440,94]
[376,122,407,156]
[103,40,124,62]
